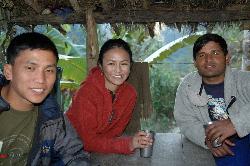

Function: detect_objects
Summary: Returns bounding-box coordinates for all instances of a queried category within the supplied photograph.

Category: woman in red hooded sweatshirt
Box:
[66,39,153,154]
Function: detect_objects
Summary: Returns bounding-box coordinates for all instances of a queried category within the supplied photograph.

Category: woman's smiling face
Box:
[101,47,131,92]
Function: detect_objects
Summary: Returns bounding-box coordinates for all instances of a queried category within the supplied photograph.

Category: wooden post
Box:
[125,62,153,134]
[86,8,98,72]
[242,30,250,71]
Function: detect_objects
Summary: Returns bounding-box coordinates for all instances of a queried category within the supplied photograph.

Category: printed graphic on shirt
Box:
[0,134,31,166]
[207,95,228,121]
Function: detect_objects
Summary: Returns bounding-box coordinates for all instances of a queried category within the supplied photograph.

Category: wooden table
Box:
[90,133,216,166]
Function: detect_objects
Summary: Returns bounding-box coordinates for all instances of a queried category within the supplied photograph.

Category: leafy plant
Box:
[111,23,163,61]
[145,33,202,63]
[141,64,181,132]
[46,25,86,57]
[0,32,7,66]
[212,23,243,68]
[42,25,88,111]
[58,55,87,90]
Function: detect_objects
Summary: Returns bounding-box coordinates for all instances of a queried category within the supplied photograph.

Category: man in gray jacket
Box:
[174,33,250,166]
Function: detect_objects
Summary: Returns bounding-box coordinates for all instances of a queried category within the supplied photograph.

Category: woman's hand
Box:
[129,130,153,151]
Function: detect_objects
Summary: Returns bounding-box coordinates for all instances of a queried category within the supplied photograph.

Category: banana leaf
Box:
[58,55,87,90]
[144,33,204,63]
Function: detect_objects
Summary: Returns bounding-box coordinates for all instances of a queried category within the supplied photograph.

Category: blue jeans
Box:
[214,134,250,166]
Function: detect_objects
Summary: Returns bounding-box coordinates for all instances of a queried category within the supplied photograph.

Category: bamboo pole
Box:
[86,8,98,72]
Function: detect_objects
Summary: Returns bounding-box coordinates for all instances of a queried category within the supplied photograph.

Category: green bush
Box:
[141,64,180,132]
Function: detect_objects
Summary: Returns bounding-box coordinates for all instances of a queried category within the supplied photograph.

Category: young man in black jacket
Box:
[0,32,89,165]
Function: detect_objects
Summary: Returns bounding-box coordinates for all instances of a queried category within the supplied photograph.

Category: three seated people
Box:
[1,32,249,166]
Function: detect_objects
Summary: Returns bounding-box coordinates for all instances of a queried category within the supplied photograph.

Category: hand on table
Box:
[129,131,153,151]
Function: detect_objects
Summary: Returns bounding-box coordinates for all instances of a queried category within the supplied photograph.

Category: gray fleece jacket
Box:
[174,66,250,149]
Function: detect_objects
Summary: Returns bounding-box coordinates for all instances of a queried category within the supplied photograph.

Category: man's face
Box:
[194,41,230,84]
[101,47,131,92]
[4,49,57,108]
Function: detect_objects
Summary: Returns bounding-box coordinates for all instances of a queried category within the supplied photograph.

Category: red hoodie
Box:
[66,67,137,154]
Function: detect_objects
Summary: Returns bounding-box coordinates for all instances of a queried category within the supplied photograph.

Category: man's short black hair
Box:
[193,33,228,60]
[6,32,59,65]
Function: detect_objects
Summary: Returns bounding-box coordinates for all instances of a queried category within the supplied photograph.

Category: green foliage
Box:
[141,111,172,132]
[58,56,87,90]
[0,32,7,64]
[46,25,85,57]
[135,37,163,61]
[41,25,87,92]
[60,24,72,33]
[142,65,180,132]
[150,34,201,63]
[150,65,179,117]
[43,25,88,111]
[0,32,6,46]
[61,89,75,112]
[111,24,163,61]
[212,23,243,68]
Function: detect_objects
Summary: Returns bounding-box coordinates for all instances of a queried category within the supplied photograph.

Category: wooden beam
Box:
[93,9,250,24]
[86,8,98,72]
[9,9,250,25]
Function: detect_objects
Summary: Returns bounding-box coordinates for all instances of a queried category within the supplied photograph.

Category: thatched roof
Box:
[1,0,250,27]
